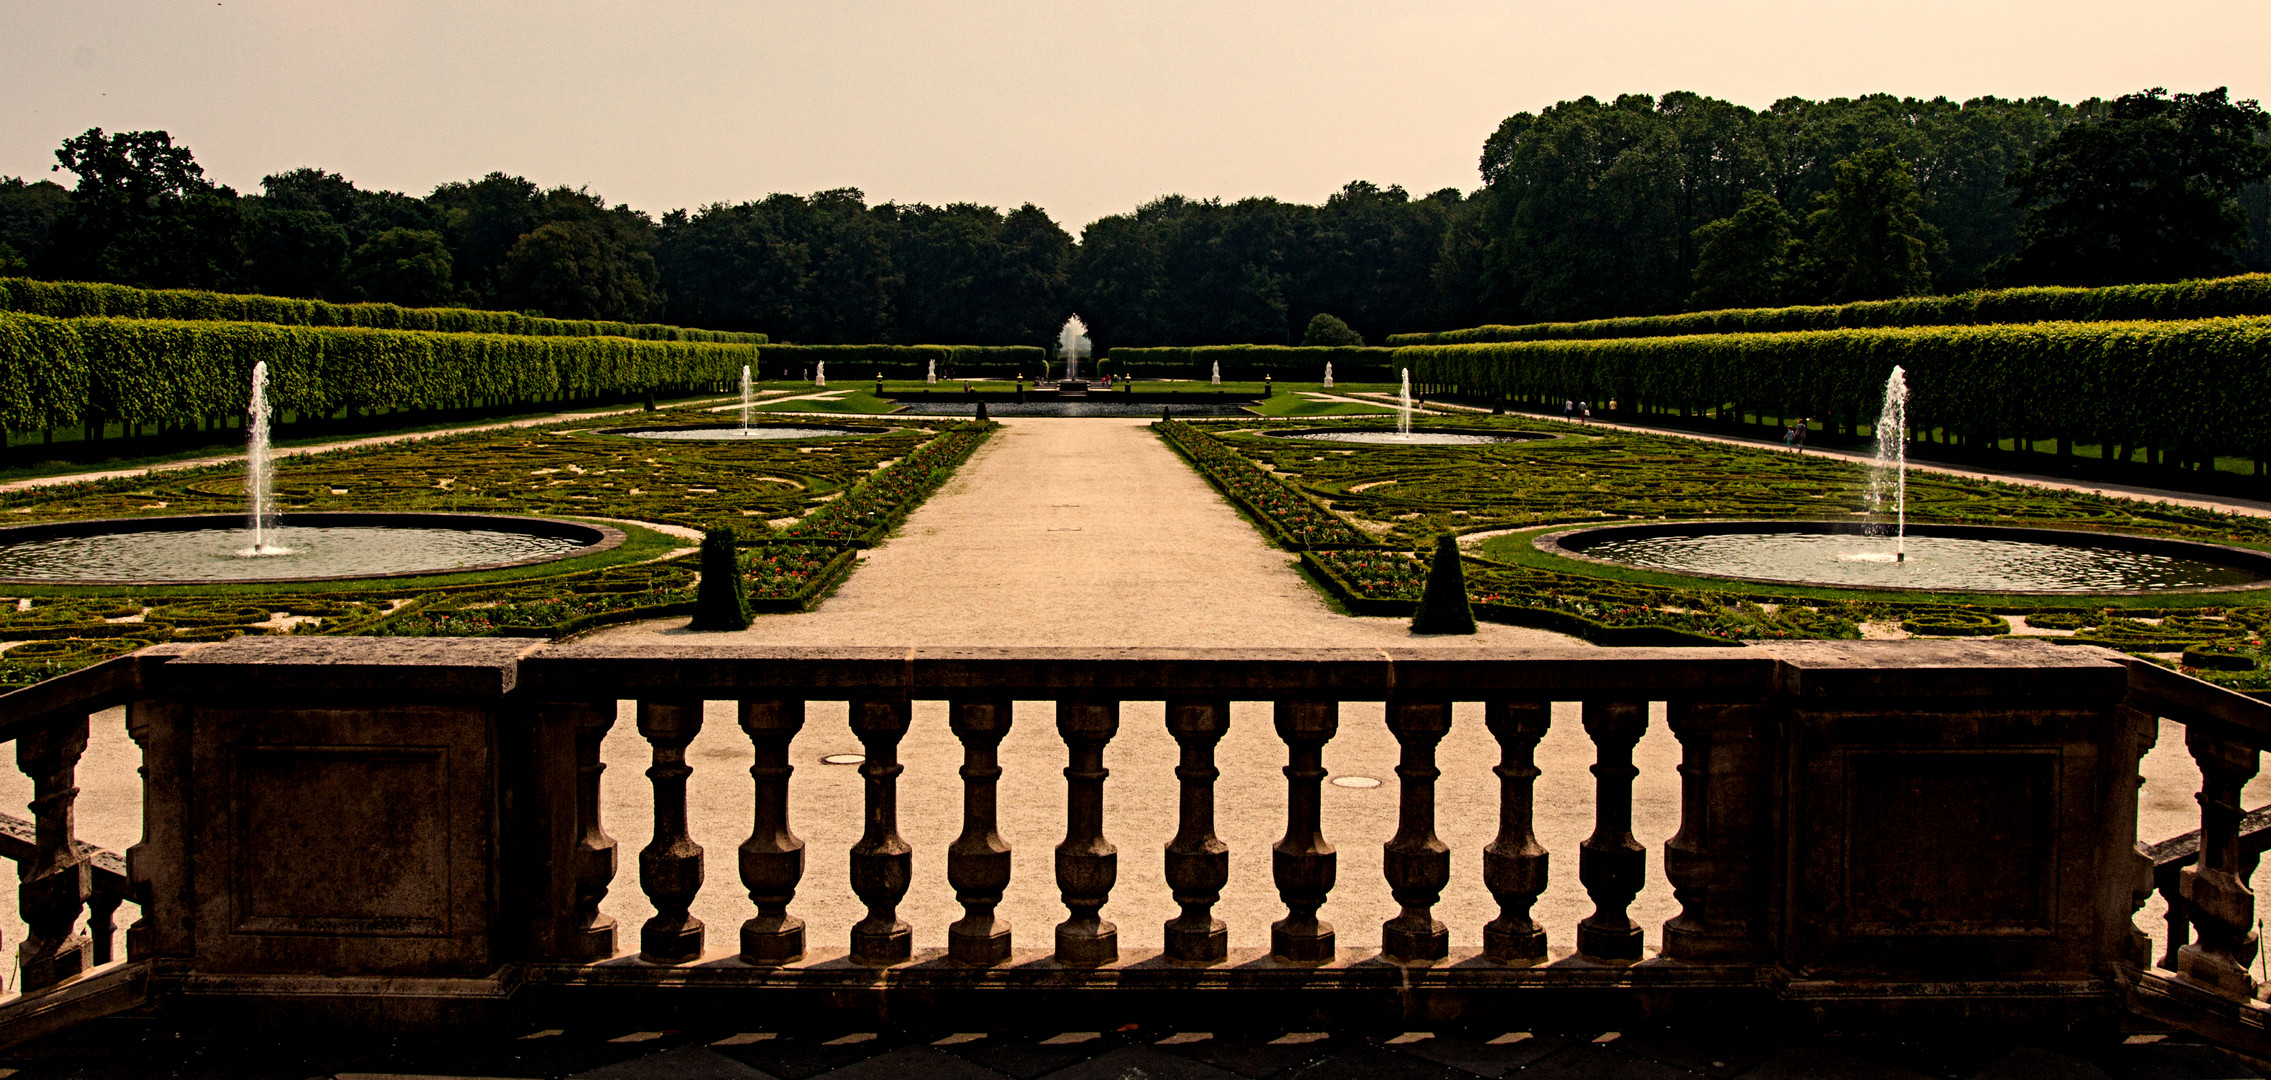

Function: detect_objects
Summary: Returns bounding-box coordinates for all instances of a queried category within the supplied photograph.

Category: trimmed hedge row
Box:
[0,277,766,343]
[1386,273,2271,346]
[1103,345,1398,382]
[1402,316,2271,460]
[0,311,759,432]
[755,344,1046,381]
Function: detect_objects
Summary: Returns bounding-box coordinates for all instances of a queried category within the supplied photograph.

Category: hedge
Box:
[1401,316,2271,462]
[1386,273,2271,346]
[1102,345,1398,382]
[755,344,1046,381]
[0,311,760,433]
[0,277,766,343]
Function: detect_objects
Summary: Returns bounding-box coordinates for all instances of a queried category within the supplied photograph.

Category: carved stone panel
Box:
[191,704,494,975]
[1842,750,2058,935]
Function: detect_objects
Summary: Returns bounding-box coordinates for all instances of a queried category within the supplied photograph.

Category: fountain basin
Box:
[1536,520,2271,595]
[0,512,623,585]
[607,424,886,441]
[1262,426,1556,445]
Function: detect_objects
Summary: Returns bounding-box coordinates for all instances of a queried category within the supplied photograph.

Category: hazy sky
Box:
[4,1,2266,232]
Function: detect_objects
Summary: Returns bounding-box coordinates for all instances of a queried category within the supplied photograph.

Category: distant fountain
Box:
[739,364,753,431]
[1869,365,1910,561]
[815,361,826,388]
[1210,362,1221,386]
[1058,316,1091,383]
[244,361,282,556]
[1398,368,1413,439]
[1323,362,1334,389]
[927,358,938,385]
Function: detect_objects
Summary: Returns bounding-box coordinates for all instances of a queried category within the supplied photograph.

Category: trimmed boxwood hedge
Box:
[1401,316,2271,464]
[1105,345,1397,383]
[0,311,761,433]
[755,344,1045,381]
[0,277,766,343]
[1386,273,2271,346]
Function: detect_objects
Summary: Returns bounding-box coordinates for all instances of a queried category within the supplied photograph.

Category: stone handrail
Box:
[0,636,2264,1048]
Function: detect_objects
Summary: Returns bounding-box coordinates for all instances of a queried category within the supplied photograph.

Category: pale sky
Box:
[3,1,2266,232]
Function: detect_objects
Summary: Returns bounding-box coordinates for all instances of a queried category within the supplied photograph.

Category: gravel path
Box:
[592,416,1573,648]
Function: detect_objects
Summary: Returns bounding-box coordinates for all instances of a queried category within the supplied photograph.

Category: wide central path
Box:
[596,415,1571,647]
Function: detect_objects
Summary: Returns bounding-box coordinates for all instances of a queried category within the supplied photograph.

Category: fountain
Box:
[1211,362,1221,386]
[1537,364,2271,593]
[1869,365,1909,561]
[740,364,753,431]
[1058,317,1091,384]
[1323,362,1334,389]
[814,361,826,388]
[1399,368,1413,439]
[246,360,279,555]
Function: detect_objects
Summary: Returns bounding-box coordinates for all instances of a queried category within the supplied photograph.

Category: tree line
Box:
[1,87,2263,349]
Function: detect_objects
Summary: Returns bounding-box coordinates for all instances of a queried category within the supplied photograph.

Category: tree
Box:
[498,216,660,321]
[1999,87,2271,286]
[1689,190,1796,309]
[240,206,349,299]
[39,128,242,288]
[348,228,454,306]
[1301,312,1364,345]
[1799,149,1938,302]
[0,177,70,267]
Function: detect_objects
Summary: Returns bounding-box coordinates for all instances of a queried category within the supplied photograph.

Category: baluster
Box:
[948,697,1014,966]
[1055,699,1120,966]
[1483,700,1551,965]
[739,698,805,966]
[636,699,704,964]
[87,893,120,965]
[1272,699,1338,964]
[17,714,93,989]
[1382,696,1451,963]
[1578,700,1648,963]
[1164,698,1231,964]
[1661,701,1774,962]
[567,703,619,959]
[2178,725,2260,997]
[849,698,913,965]
[2120,705,2161,970]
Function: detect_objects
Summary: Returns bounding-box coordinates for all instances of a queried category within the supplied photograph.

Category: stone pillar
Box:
[635,699,704,964]
[1382,696,1451,963]
[948,697,1014,966]
[1661,700,1776,963]
[1054,700,1119,967]
[1272,699,1338,964]
[1163,698,1231,964]
[739,698,805,966]
[1483,700,1551,965]
[849,698,914,966]
[16,713,93,989]
[1578,700,1648,963]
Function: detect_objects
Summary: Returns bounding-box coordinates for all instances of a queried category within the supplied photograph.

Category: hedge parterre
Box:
[1159,415,2271,683]
[0,409,996,687]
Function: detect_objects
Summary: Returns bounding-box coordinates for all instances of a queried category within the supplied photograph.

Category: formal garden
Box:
[0,407,993,688]
[1158,414,2271,688]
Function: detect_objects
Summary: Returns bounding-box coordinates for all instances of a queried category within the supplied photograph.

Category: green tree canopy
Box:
[40,128,242,288]
[1800,149,1939,302]
[1301,312,1364,345]
[347,228,455,307]
[1689,190,1796,309]
[2000,87,2271,286]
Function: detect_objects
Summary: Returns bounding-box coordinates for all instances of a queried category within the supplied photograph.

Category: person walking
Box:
[1579,401,1591,424]
[1564,399,1575,421]
[1796,417,1810,452]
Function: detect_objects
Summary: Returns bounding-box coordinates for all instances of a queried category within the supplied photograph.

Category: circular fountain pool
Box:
[1263,426,1555,445]
[609,425,884,441]
[1538,520,2271,594]
[0,513,623,585]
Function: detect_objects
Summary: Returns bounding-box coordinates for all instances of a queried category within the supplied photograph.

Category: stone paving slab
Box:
[6,1017,2261,1079]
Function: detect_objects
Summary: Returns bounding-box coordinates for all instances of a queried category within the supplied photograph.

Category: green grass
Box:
[1248,396,1398,417]
[752,390,903,415]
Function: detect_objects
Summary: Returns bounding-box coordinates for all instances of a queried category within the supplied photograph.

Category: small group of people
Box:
[1784,417,1810,452]
[1562,399,1593,424]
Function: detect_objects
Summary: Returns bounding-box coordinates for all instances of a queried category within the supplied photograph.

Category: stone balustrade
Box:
[0,637,2263,1049]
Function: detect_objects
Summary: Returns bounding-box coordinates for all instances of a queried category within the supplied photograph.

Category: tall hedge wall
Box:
[1386,274,2271,346]
[1102,345,1399,382]
[0,277,767,344]
[756,343,1046,381]
[0,312,759,433]
[1401,316,2271,461]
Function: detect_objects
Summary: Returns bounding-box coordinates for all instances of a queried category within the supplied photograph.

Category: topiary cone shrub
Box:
[1410,533,1476,635]
[975,400,989,423]
[690,528,753,631]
